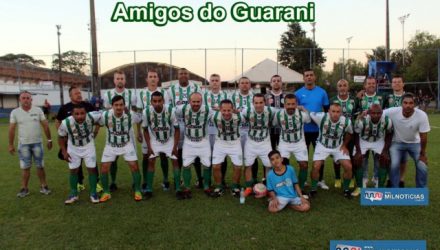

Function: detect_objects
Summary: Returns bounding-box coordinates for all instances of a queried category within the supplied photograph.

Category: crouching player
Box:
[58,103,101,204]
[267,150,310,213]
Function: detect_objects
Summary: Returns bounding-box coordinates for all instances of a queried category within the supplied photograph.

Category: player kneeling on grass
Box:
[267,150,310,213]
[309,103,354,198]
[99,95,143,202]
[58,104,101,204]
[142,92,181,200]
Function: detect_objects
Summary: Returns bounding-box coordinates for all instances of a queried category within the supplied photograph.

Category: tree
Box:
[52,50,88,75]
[326,59,367,95]
[278,23,326,72]
[0,53,46,66]
[365,46,412,74]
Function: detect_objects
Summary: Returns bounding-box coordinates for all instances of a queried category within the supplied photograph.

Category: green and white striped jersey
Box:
[142,105,178,143]
[212,111,242,141]
[230,92,253,111]
[58,111,101,147]
[310,112,353,149]
[330,95,358,120]
[167,82,201,107]
[355,115,393,142]
[273,109,311,143]
[203,90,228,109]
[175,104,213,141]
[103,88,137,110]
[384,92,404,108]
[99,110,141,146]
[358,93,385,111]
[241,106,275,142]
[136,88,169,110]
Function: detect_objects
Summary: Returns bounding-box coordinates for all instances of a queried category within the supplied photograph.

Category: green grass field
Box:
[0,115,439,249]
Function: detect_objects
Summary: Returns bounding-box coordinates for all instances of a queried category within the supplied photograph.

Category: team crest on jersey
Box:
[281,120,286,126]
[175,91,180,97]
[324,124,329,130]
[389,97,394,104]
[235,98,240,104]
[143,96,147,101]
[207,97,212,104]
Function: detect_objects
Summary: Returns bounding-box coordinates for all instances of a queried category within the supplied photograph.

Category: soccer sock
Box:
[88,172,97,195]
[299,169,308,190]
[101,172,110,193]
[343,178,351,191]
[221,161,227,183]
[194,158,202,182]
[69,173,78,196]
[231,183,240,190]
[334,164,341,180]
[311,179,318,191]
[355,168,363,188]
[183,168,192,189]
[378,167,388,188]
[110,161,118,184]
[160,154,169,182]
[203,167,211,190]
[131,171,141,192]
[146,170,155,192]
[142,158,148,185]
[245,180,253,188]
[173,169,181,191]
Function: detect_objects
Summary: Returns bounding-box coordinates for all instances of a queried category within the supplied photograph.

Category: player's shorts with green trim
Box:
[353,139,385,155]
[312,142,350,163]
[278,138,309,162]
[244,137,272,167]
[101,142,138,162]
[212,139,243,166]
[182,137,211,167]
[67,142,96,169]
[149,138,177,159]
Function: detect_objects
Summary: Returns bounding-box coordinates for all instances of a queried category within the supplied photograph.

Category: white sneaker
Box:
[362,178,369,188]
[317,180,329,190]
[372,177,379,188]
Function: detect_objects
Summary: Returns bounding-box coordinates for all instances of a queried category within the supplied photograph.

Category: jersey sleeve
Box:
[240,107,249,121]
[58,121,68,137]
[98,112,106,126]
[131,111,142,124]
[163,91,170,105]
[56,105,66,121]
[88,111,102,124]
[131,92,137,108]
[385,116,393,133]
[354,118,363,134]
[272,111,280,126]
[141,109,148,128]
[174,105,183,119]
[38,107,47,121]
[418,111,431,133]
[345,119,354,134]
[103,92,112,109]
[301,110,311,123]
[310,112,324,125]
[171,108,179,128]
[322,90,330,106]
[136,91,144,110]
[9,110,17,124]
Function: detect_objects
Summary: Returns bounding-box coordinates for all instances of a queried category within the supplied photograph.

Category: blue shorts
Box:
[18,143,44,169]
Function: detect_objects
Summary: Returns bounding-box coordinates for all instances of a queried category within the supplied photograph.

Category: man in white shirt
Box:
[383,93,430,188]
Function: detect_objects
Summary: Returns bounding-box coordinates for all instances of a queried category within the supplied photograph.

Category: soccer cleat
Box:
[99,192,111,202]
[90,194,100,204]
[334,179,342,188]
[317,181,329,190]
[17,188,29,198]
[210,188,224,198]
[349,179,355,189]
[141,183,148,193]
[231,188,241,197]
[204,188,213,197]
[308,190,317,199]
[176,191,185,200]
[143,191,153,200]
[351,187,361,197]
[109,183,118,192]
[162,181,170,191]
[343,190,352,199]
[64,195,79,205]
[40,186,51,195]
[96,183,103,193]
[134,191,142,201]
[244,187,253,197]
[183,189,192,199]
[77,183,86,192]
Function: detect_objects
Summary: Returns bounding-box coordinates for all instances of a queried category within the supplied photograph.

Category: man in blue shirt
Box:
[267,150,310,213]
[295,69,330,190]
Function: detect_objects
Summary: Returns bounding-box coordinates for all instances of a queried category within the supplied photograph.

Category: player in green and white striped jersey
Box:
[102,70,141,192]
[136,70,171,193]
[353,104,392,189]
[309,103,354,198]
[272,94,311,192]
[142,91,182,199]
[98,96,143,202]
[357,76,385,112]
[175,92,214,198]
[58,103,101,204]
[211,100,244,197]
[241,94,276,197]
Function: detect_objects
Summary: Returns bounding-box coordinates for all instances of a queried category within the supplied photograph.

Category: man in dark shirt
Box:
[265,74,286,150]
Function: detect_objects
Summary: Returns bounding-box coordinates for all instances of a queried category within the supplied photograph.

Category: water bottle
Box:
[239,188,245,204]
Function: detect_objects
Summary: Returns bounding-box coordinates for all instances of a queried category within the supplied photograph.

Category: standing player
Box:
[353,104,392,191]
[265,75,285,150]
[295,69,330,190]
[99,96,143,202]
[211,100,244,197]
[176,93,214,198]
[204,74,229,187]
[272,94,310,193]
[103,70,140,192]
[58,104,101,204]
[309,103,354,198]
[9,91,52,197]
[142,92,182,199]
[137,69,171,192]
[330,79,358,189]
[242,94,275,196]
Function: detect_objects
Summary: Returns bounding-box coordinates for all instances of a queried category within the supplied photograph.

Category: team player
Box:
[175,92,214,198]
[142,92,182,199]
[99,96,143,202]
[353,104,392,191]
[272,94,311,192]
[58,104,101,204]
[309,103,354,198]
[137,69,171,191]
[265,75,286,150]
[241,94,275,196]
[211,100,244,197]
[103,70,140,192]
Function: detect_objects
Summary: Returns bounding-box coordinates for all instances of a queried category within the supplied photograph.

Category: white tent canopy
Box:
[229,58,304,83]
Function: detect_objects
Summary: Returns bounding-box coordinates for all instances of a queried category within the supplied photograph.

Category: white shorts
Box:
[150,139,177,159]
[244,138,272,167]
[278,139,309,162]
[353,139,385,155]
[272,196,302,211]
[68,142,96,169]
[178,121,185,149]
[141,136,148,155]
[101,143,138,163]
[240,128,248,151]
[312,142,350,163]
[212,139,243,167]
[182,137,211,168]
